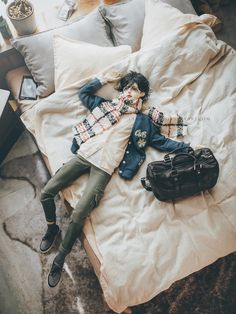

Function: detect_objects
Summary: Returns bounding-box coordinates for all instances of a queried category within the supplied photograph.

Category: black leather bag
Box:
[141,148,219,201]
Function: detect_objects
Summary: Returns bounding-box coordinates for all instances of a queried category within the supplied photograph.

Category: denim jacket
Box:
[71,78,190,180]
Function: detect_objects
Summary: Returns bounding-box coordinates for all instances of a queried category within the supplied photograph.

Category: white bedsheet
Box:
[21,23,236,313]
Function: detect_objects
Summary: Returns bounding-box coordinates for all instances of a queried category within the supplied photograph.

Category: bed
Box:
[6,0,236,313]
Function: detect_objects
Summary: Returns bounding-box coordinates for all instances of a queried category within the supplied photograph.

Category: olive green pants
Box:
[40,154,111,254]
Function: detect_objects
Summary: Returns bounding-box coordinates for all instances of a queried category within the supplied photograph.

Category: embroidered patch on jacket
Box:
[135,129,147,147]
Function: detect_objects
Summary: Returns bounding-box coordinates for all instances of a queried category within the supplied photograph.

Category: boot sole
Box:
[40,229,61,254]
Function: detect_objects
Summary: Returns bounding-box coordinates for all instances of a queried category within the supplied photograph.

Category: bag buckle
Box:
[164,154,171,163]
[194,163,202,174]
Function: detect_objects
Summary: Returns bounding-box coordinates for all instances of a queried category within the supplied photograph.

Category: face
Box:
[122,83,145,102]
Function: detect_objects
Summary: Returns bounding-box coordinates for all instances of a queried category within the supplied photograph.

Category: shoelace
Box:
[51,264,60,274]
[50,263,64,276]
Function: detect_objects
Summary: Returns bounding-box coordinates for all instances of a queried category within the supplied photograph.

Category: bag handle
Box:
[164,146,194,162]
[171,153,196,170]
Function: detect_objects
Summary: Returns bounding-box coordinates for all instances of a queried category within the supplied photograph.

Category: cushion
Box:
[141,0,201,50]
[99,0,145,52]
[54,35,131,91]
[99,0,196,52]
[12,9,114,98]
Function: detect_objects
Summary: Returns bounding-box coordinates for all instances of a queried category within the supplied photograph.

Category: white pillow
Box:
[99,0,196,52]
[12,9,114,98]
[141,0,210,50]
[99,0,145,52]
[53,35,131,90]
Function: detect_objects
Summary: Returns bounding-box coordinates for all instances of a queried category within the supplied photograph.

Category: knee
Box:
[40,188,48,203]
[71,189,104,224]
[88,187,104,208]
[40,187,54,203]
[71,210,86,225]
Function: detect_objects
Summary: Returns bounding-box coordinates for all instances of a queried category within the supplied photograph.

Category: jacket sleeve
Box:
[79,78,106,111]
[149,124,190,153]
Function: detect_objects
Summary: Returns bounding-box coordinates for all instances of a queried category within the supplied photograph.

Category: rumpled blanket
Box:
[21,22,236,313]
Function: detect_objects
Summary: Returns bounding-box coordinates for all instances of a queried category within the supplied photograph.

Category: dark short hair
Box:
[117,71,150,101]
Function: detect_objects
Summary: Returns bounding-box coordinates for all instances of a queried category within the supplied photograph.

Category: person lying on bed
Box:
[39,71,191,288]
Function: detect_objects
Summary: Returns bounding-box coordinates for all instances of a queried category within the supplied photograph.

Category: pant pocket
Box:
[71,189,104,223]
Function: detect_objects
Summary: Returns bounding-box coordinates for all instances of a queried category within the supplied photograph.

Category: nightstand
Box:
[0,89,24,164]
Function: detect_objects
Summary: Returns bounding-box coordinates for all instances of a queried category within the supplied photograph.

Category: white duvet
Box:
[21,22,236,313]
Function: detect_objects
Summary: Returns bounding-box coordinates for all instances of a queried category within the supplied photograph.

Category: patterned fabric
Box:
[73,96,132,147]
[73,98,187,148]
[147,107,187,138]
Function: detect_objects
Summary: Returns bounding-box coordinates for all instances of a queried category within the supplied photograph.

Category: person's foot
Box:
[48,259,64,288]
[40,225,60,253]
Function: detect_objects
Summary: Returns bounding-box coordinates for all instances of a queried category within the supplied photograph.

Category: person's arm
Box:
[79,78,106,111]
[145,106,187,138]
[149,125,190,153]
[146,106,162,123]
[79,70,122,111]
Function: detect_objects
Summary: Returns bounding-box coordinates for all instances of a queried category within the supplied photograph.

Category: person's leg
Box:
[48,164,111,287]
[40,155,90,253]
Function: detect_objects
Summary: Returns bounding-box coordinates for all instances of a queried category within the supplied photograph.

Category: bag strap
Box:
[164,146,193,162]
[171,153,196,169]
